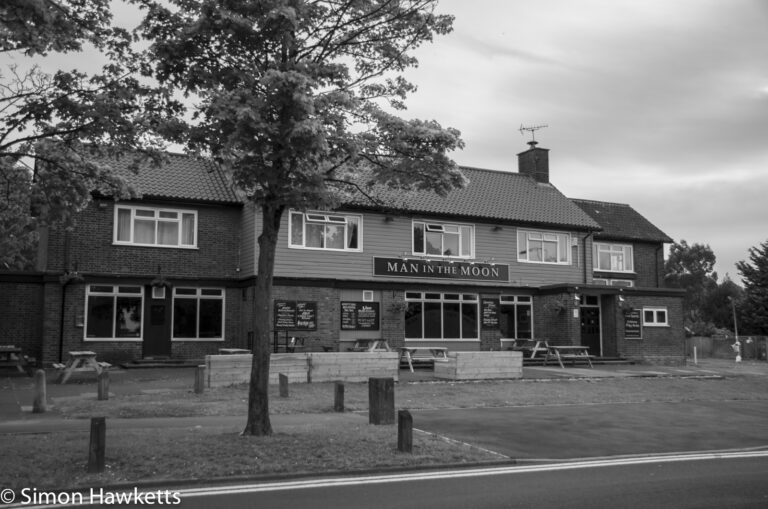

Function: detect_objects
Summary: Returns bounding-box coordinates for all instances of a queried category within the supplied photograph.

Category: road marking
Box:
[176,450,768,497]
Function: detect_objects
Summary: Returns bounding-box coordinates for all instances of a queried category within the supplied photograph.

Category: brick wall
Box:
[615,295,685,364]
[633,242,664,288]
[0,276,44,362]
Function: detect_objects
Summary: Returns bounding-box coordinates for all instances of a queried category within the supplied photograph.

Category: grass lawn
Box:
[3,374,768,490]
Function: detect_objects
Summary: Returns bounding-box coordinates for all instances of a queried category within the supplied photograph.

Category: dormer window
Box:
[412,221,474,258]
[289,210,361,251]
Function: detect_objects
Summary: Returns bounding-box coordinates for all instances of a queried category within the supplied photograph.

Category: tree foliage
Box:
[664,240,718,329]
[736,239,768,335]
[0,1,181,268]
[133,0,465,435]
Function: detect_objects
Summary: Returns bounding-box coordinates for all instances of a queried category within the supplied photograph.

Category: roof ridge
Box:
[571,197,631,208]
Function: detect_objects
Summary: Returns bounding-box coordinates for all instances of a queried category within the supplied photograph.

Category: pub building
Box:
[5,141,684,366]
[263,141,684,363]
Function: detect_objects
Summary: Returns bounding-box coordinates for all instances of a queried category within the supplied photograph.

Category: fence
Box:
[686,336,767,361]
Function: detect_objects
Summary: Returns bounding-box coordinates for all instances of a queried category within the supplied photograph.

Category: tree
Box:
[134,0,465,435]
[736,239,768,335]
[664,240,718,330]
[1,1,180,268]
[700,275,744,331]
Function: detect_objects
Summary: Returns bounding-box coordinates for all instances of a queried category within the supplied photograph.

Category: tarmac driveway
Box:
[412,400,768,460]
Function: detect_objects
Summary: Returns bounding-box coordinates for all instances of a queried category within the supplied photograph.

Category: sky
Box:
[5,0,767,283]
[399,0,768,283]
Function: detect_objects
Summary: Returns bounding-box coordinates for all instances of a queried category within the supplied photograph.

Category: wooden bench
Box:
[501,339,550,359]
[56,351,109,384]
[544,345,594,368]
[0,345,30,375]
[398,347,449,372]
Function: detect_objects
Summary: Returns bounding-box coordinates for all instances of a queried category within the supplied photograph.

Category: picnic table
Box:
[544,345,594,368]
[53,351,111,384]
[502,339,550,359]
[0,345,29,375]
[348,339,391,352]
[398,347,448,372]
[218,348,251,355]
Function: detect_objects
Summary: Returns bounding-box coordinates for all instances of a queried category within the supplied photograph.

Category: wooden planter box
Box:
[434,351,523,380]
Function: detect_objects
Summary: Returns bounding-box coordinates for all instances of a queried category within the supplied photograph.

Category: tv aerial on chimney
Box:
[519,123,548,143]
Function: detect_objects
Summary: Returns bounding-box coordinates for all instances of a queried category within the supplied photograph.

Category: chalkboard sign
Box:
[481,298,500,329]
[624,309,642,340]
[340,301,380,330]
[274,300,317,330]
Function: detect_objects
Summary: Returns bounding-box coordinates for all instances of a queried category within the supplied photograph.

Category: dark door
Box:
[580,307,601,356]
[143,286,172,358]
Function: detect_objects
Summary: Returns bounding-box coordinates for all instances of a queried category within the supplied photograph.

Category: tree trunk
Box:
[243,202,284,436]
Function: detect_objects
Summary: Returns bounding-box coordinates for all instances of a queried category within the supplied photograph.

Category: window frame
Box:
[517,229,571,265]
[171,287,226,341]
[499,295,533,340]
[114,205,198,249]
[642,307,669,327]
[84,285,144,341]
[288,210,363,252]
[412,220,474,259]
[404,292,479,341]
[594,243,634,273]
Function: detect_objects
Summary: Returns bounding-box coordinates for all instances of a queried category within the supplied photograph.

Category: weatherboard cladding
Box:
[571,199,672,243]
[347,166,602,230]
[109,152,240,204]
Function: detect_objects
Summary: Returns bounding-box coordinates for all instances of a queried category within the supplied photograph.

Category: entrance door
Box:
[580,306,601,356]
[143,286,172,358]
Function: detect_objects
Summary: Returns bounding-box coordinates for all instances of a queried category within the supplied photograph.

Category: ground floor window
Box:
[173,288,224,339]
[85,285,143,340]
[499,295,532,339]
[643,307,668,326]
[404,292,478,340]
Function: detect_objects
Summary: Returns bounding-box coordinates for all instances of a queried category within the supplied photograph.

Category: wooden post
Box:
[398,410,413,453]
[279,373,289,398]
[194,365,206,394]
[334,381,344,412]
[97,370,109,401]
[32,369,47,413]
[87,417,106,473]
[368,377,395,425]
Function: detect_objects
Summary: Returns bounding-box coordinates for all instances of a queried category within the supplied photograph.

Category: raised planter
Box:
[205,352,399,387]
[434,351,523,380]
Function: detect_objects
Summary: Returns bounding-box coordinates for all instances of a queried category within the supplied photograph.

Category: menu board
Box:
[624,309,642,340]
[340,302,380,330]
[481,298,500,329]
[274,300,317,330]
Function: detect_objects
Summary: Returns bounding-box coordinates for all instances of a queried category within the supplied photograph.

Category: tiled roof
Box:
[571,199,672,243]
[348,166,602,230]
[109,152,240,204]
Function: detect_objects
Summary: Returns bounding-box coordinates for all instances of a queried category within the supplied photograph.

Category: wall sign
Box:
[373,257,509,282]
[274,300,317,330]
[624,309,642,340]
[341,302,380,330]
[481,299,500,329]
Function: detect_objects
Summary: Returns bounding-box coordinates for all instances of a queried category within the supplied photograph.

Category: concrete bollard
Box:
[97,371,109,401]
[334,381,344,412]
[87,417,106,473]
[397,410,413,453]
[194,365,206,394]
[368,377,395,425]
[32,369,47,413]
[279,373,289,398]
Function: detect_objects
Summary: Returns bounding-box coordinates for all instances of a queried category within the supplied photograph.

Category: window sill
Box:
[172,338,225,342]
[113,242,199,250]
[642,324,670,328]
[84,338,143,342]
[287,245,362,253]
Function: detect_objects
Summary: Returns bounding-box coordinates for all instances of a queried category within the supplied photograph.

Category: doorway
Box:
[143,286,172,358]
[580,295,601,356]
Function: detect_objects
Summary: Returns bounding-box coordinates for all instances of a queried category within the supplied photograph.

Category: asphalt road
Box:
[59,454,766,509]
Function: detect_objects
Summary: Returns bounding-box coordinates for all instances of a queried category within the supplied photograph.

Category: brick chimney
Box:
[517,141,550,183]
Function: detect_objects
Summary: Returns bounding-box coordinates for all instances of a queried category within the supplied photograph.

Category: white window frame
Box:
[594,243,634,273]
[643,307,669,327]
[114,205,197,249]
[84,285,144,341]
[171,287,225,341]
[288,210,362,252]
[517,229,571,265]
[412,220,474,259]
[593,278,635,288]
[499,295,534,340]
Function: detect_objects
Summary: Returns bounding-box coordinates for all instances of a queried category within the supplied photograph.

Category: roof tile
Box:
[571,199,672,243]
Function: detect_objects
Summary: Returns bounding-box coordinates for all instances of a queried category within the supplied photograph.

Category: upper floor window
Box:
[289,210,361,251]
[413,221,473,258]
[594,243,634,272]
[517,230,570,264]
[115,206,197,248]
